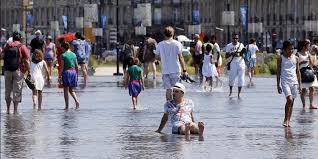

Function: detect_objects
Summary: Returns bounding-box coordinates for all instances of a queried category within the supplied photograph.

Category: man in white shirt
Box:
[246,38,259,85]
[155,26,188,101]
[225,33,245,98]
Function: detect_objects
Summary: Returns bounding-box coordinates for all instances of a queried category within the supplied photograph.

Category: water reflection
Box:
[0,76,317,158]
[144,79,158,89]
[284,127,293,141]
[2,115,28,159]
[59,112,79,158]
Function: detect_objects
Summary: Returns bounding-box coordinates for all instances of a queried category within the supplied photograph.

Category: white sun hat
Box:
[173,82,186,93]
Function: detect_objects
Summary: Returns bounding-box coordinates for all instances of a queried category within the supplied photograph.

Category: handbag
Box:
[25,74,35,90]
[226,57,233,71]
[300,66,315,83]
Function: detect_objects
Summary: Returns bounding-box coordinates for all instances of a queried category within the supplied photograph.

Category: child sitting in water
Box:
[125,58,144,110]
[156,82,204,139]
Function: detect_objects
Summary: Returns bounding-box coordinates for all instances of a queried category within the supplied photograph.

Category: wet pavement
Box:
[1,76,318,159]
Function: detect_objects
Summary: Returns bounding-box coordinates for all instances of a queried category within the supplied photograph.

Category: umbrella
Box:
[56,33,75,42]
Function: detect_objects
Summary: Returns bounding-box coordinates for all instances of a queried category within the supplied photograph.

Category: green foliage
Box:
[264,54,278,75]
[255,63,271,75]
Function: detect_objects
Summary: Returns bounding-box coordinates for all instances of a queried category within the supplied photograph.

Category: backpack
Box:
[123,44,134,58]
[3,44,22,71]
[73,39,87,62]
[244,45,252,64]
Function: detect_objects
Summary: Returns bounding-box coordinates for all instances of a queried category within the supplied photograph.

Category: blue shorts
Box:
[62,69,78,88]
[247,58,257,68]
[128,81,142,97]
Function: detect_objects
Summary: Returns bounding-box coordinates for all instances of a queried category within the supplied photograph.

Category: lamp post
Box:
[227,2,230,44]
[113,0,122,76]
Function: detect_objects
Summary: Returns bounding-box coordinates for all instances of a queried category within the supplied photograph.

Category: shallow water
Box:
[1,76,318,159]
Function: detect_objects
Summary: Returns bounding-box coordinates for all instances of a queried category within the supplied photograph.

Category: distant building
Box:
[0,0,317,51]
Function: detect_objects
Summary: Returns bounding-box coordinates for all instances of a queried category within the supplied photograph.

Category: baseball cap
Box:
[173,82,186,93]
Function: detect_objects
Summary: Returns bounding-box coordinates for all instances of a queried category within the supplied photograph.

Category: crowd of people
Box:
[0,31,91,113]
[2,26,318,138]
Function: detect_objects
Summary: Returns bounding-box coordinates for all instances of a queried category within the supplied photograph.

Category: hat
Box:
[35,30,41,35]
[194,34,200,38]
[46,35,52,39]
[173,82,186,93]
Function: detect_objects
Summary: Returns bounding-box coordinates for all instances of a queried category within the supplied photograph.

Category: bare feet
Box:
[283,121,290,127]
[185,123,191,135]
[309,105,317,109]
[198,122,204,137]
[75,102,80,110]
[64,106,69,111]
[228,92,232,97]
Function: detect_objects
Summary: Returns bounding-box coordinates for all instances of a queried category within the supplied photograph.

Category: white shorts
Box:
[162,73,181,89]
[281,82,298,98]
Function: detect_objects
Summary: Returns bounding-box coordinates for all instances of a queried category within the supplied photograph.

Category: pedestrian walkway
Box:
[94,66,124,76]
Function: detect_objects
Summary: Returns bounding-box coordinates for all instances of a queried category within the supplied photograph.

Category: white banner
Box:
[188,25,201,35]
[248,23,263,33]
[12,24,21,32]
[153,8,161,25]
[135,26,146,35]
[50,21,59,31]
[84,4,98,22]
[222,11,235,26]
[93,28,103,36]
[84,21,92,27]
[76,17,84,28]
[134,3,152,26]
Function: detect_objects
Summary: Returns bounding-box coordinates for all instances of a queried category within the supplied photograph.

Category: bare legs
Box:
[248,67,255,85]
[283,96,294,127]
[228,86,242,98]
[131,96,138,110]
[32,90,43,110]
[47,62,53,86]
[143,62,156,79]
[301,87,317,109]
[80,64,88,85]
[63,86,80,110]
[179,122,205,137]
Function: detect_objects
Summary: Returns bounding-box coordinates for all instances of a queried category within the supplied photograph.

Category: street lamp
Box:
[113,0,123,76]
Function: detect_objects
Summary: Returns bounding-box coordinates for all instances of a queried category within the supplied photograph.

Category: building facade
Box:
[0,0,318,50]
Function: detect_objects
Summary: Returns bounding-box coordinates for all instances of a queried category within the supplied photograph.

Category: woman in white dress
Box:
[31,49,49,110]
[297,40,318,109]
